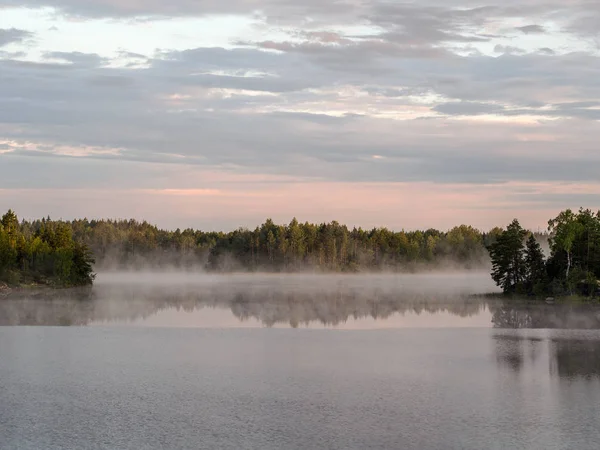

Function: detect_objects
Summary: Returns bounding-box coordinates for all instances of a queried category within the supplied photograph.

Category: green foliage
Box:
[6,215,496,272]
[70,242,96,286]
[487,208,600,298]
[524,234,548,295]
[0,211,95,287]
[9,206,597,299]
[202,219,492,272]
[488,219,528,293]
[547,208,600,295]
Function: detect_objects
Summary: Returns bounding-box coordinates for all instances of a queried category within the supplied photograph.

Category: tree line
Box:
[488,208,600,298]
[0,210,95,287]
[5,208,575,288]
[30,216,521,272]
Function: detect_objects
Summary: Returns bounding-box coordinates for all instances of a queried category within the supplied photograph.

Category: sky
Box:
[0,0,599,232]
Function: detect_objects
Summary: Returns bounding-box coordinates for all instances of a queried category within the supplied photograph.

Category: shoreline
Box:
[0,282,93,299]
[472,292,600,304]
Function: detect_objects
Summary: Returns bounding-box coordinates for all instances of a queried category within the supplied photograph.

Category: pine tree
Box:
[488,219,527,293]
[524,234,547,295]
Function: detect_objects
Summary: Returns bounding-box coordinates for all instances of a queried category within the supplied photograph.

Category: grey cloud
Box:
[434,102,503,115]
[516,24,546,34]
[3,122,600,188]
[0,153,184,189]
[556,101,600,109]
[0,0,592,38]
[366,4,496,45]
[247,39,450,62]
[2,1,600,191]
[538,47,555,55]
[0,50,26,58]
[117,50,149,60]
[0,28,33,47]
[237,4,504,63]
[0,0,354,19]
[88,75,136,87]
[3,45,600,121]
[567,10,600,37]
[494,45,526,54]
[44,51,108,67]
[435,100,600,120]
[293,31,352,45]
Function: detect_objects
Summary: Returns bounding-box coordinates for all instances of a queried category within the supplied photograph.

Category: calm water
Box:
[2,273,600,449]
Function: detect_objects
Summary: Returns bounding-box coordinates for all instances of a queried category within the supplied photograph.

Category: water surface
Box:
[2,273,600,449]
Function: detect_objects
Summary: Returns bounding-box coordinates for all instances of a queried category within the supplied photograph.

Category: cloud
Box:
[538,47,555,55]
[1,1,600,228]
[516,24,546,34]
[434,101,503,115]
[494,45,526,54]
[0,28,33,47]
[43,51,108,66]
[2,45,600,185]
[0,0,351,19]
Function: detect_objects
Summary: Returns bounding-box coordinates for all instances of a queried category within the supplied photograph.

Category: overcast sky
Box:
[1,0,599,231]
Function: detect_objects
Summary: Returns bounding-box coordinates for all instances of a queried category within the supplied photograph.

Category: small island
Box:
[488,208,600,301]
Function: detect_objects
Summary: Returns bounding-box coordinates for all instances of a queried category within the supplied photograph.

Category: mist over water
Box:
[3,271,600,329]
[95,270,498,293]
[2,272,500,328]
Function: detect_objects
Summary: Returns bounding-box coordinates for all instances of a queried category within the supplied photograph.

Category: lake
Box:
[1,273,600,449]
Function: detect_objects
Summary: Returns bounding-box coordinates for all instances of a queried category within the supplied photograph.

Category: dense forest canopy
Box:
[0,210,95,287]
[8,207,600,300]
[2,213,523,276]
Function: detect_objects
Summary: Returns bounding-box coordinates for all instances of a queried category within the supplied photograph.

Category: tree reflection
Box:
[492,332,600,380]
[3,284,600,331]
[493,334,543,373]
[490,302,600,329]
[550,338,600,379]
[0,283,489,327]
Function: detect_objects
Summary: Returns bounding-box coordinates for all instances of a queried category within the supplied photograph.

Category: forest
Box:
[0,210,95,288]
[2,207,599,299]
[1,210,513,286]
[9,215,513,273]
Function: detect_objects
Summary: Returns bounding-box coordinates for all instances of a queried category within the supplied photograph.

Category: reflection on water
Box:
[493,331,600,381]
[1,273,495,328]
[490,303,600,329]
[550,338,600,379]
[494,334,544,373]
[2,273,600,331]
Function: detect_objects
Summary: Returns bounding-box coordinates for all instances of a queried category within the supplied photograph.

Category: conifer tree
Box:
[488,219,527,293]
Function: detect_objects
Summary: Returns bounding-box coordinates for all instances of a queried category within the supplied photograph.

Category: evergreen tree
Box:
[488,219,527,293]
[70,242,96,286]
[1,209,19,235]
[524,234,547,295]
